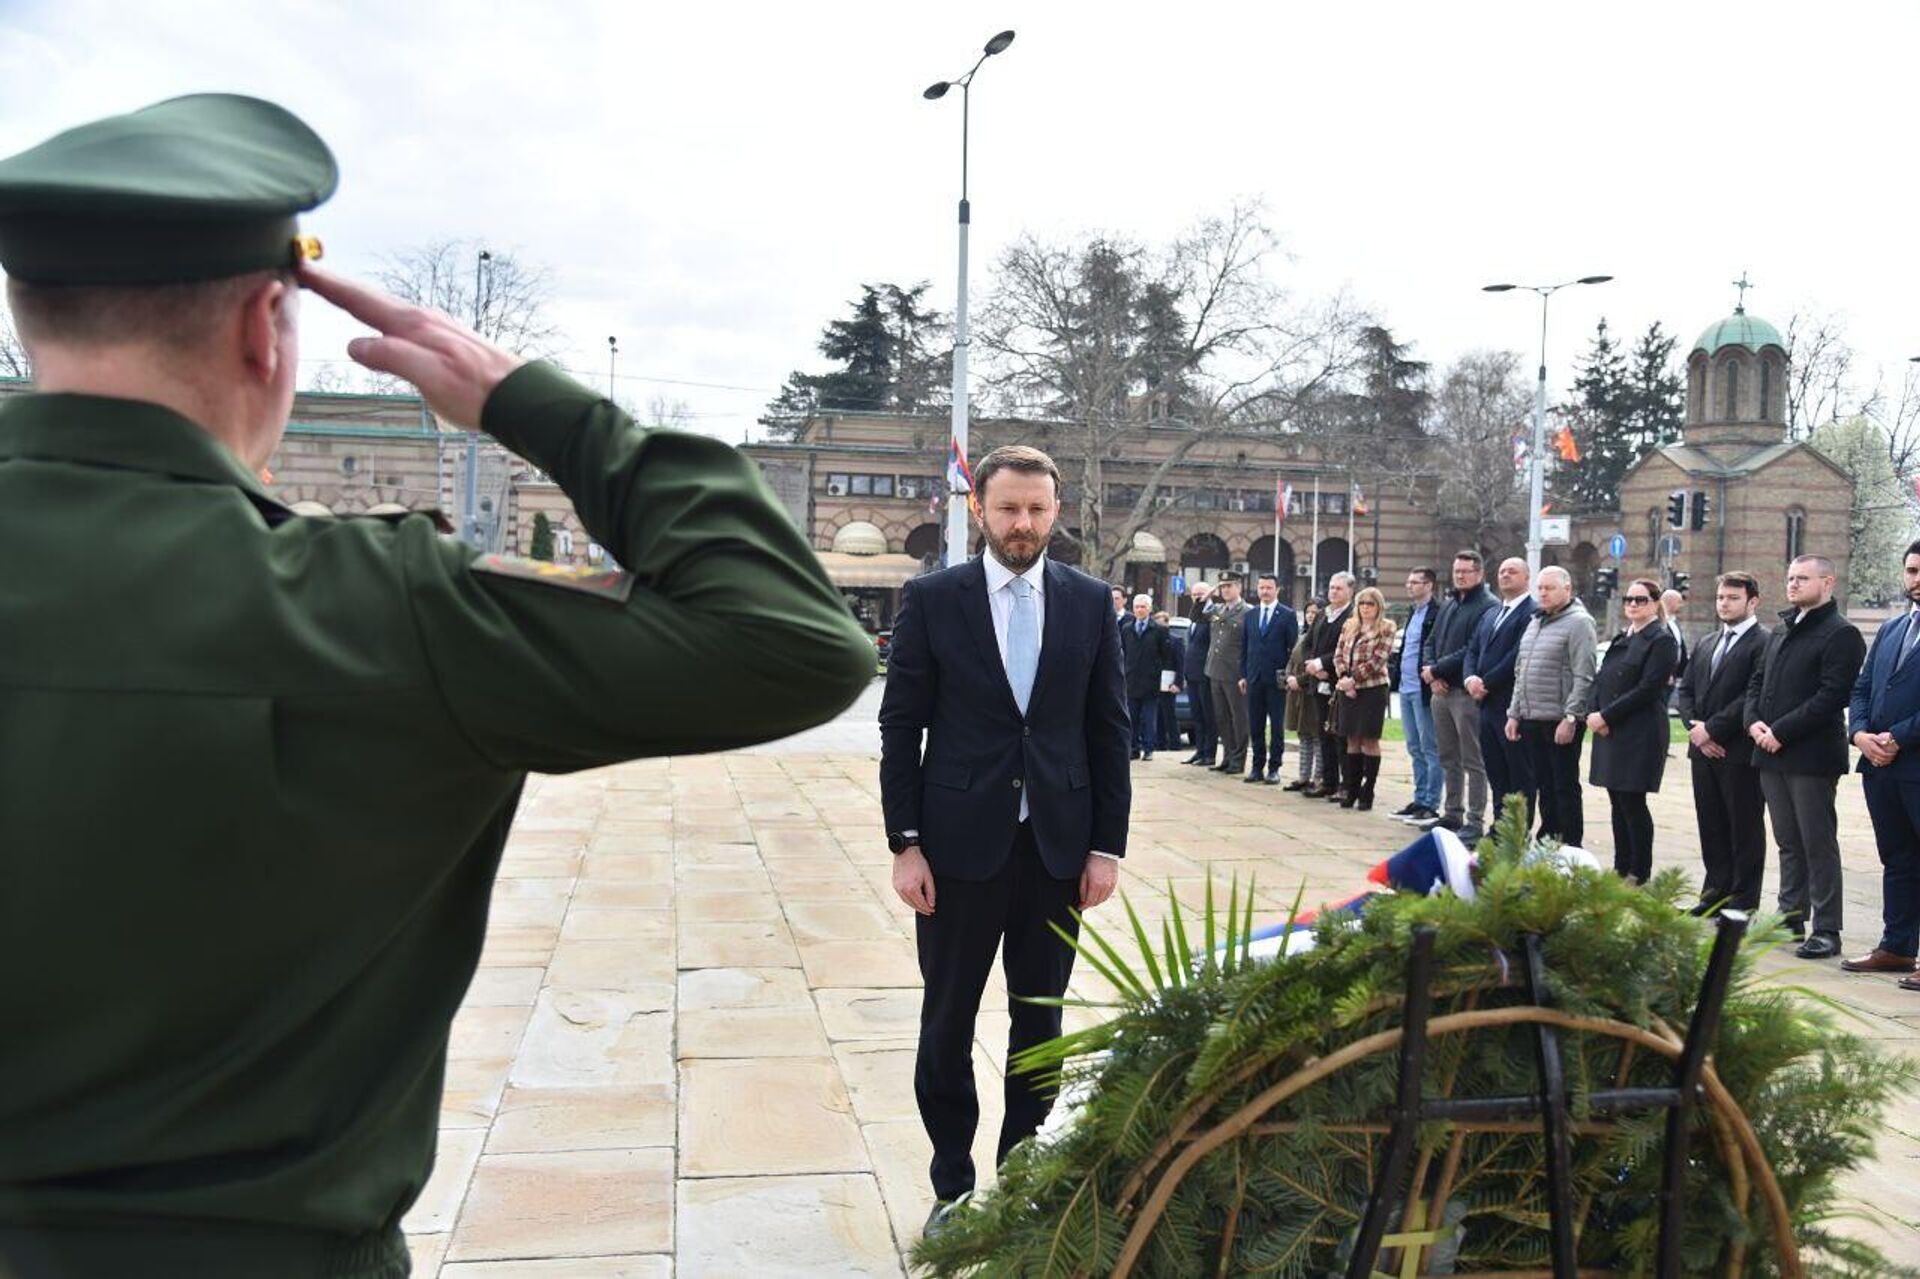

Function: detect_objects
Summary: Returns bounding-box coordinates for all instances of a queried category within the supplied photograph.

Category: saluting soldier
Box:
[0,95,875,1278]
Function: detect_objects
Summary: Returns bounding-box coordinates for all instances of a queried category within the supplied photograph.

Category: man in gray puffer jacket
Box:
[1505,566,1599,846]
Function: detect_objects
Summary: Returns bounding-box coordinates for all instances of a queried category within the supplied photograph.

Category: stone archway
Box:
[1570,541,1601,611]
[1314,538,1351,595]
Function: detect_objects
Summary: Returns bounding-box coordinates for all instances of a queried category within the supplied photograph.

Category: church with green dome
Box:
[1613,287,1855,600]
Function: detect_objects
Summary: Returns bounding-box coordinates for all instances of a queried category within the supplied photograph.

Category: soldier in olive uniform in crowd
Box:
[0,96,875,1279]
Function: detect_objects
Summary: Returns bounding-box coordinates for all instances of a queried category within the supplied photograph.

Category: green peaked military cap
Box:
[0,93,337,285]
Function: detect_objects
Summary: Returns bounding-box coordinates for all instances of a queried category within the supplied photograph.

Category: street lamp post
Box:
[1482,274,1614,574]
[608,336,619,398]
[925,29,1015,568]
[463,248,493,548]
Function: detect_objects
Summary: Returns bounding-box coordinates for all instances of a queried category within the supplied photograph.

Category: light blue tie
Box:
[1007,577,1039,714]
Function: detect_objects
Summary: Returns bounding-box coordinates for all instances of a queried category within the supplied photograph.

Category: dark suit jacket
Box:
[1424,584,1497,684]
[1848,610,1920,780]
[1675,622,1769,764]
[1306,604,1349,691]
[1588,624,1679,793]
[1242,601,1299,689]
[879,557,1131,880]
[1121,618,1174,700]
[1743,599,1867,777]
[1182,610,1211,683]
[1462,596,1538,711]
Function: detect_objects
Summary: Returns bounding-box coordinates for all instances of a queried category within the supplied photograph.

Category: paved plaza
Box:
[403,682,1920,1275]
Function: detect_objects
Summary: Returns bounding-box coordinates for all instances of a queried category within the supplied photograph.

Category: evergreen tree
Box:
[760,283,951,438]
[529,511,555,561]
[1558,321,1685,511]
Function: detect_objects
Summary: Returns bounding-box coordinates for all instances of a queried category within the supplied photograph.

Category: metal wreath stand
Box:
[1102,910,1802,1279]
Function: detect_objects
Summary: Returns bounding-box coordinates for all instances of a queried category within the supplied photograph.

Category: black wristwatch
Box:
[887,831,918,854]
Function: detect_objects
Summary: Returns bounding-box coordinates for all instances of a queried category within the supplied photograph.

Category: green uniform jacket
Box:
[0,363,874,1278]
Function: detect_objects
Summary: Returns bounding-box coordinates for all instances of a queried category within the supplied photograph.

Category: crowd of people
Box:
[1118,543,1920,985]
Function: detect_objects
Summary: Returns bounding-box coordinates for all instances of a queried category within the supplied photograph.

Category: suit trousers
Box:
[1519,720,1585,847]
[1212,678,1249,768]
[1156,691,1180,749]
[1759,770,1843,935]
[1188,674,1215,756]
[1479,695,1533,828]
[1609,790,1655,881]
[1860,768,1920,956]
[1128,697,1160,754]
[1433,688,1488,824]
[914,822,1080,1203]
[1692,755,1766,911]
[1247,678,1286,775]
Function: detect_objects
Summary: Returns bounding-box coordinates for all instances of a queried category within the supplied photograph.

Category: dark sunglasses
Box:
[1621,594,1653,604]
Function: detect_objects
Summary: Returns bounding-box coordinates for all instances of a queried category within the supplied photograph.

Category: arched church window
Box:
[1759,358,1772,422]
[1690,365,1703,420]
[1786,508,1806,563]
[1646,508,1661,558]
[1724,360,1739,420]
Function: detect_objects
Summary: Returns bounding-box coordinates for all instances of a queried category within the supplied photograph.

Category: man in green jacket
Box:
[0,95,874,1278]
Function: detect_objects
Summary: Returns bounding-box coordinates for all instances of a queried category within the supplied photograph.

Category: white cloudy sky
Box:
[3,0,1916,439]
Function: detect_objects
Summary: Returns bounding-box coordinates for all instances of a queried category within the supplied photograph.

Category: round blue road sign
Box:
[1607,533,1627,560]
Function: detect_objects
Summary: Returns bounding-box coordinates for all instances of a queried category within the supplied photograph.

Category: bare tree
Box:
[640,395,694,430]
[1426,350,1531,551]
[1785,311,1869,439]
[376,239,559,356]
[976,201,1361,582]
[0,299,30,379]
[1882,362,1920,481]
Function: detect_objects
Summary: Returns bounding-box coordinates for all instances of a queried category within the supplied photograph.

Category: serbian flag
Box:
[1277,479,1294,522]
[1511,433,1528,470]
[946,438,973,495]
[1554,424,1581,463]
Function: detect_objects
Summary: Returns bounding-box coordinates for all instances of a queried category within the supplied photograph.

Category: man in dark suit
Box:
[1242,572,1299,784]
[1120,594,1173,760]
[1843,540,1920,984]
[1463,557,1539,825]
[1745,553,1867,960]
[879,445,1130,1235]
[1181,582,1216,764]
[1676,571,1769,914]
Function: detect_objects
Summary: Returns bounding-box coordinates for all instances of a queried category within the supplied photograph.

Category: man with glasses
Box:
[1744,555,1866,959]
[1464,557,1539,827]
[1676,572,1770,914]
[1392,567,1442,822]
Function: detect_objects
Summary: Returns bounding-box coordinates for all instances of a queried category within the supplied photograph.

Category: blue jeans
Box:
[1401,690,1442,810]
[1129,697,1160,754]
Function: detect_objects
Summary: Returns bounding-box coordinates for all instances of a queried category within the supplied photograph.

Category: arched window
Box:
[1786,508,1806,563]
[1759,357,1772,422]
[1647,508,1661,559]
[1723,360,1739,420]
[1689,362,1704,421]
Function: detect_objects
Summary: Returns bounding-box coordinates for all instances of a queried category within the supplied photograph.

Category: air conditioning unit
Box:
[825,479,847,497]
[1230,560,1250,575]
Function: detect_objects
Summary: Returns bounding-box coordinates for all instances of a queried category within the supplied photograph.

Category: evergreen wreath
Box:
[913,799,1912,1278]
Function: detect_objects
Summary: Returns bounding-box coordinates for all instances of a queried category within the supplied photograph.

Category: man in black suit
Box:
[879,445,1130,1235]
[1463,557,1539,824]
[1242,572,1299,784]
[1303,572,1352,798]
[1676,571,1769,914]
[1120,594,1173,760]
[1745,554,1867,959]
[1181,582,1216,764]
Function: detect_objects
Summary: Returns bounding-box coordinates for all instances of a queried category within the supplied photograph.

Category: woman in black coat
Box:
[1587,578,1681,881]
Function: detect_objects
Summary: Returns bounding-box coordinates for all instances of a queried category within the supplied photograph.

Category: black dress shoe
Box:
[923,1201,957,1240]
[1390,802,1420,818]
[1242,773,1264,783]
[1141,752,1153,761]
[1129,750,1141,760]
[1796,932,1842,960]
[1283,780,1309,791]
[1263,773,1281,785]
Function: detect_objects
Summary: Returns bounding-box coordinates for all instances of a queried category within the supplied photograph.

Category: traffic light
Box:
[1360,565,1379,586]
[1691,489,1711,530]
[1666,490,1688,528]
[1594,567,1619,599]
[1670,569,1691,596]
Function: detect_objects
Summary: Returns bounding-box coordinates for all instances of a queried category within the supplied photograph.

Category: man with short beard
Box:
[1845,540,1920,986]
[1463,557,1538,825]
[879,445,1130,1235]
[1676,571,1769,914]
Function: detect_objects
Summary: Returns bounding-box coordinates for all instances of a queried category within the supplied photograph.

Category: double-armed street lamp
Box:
[1482,274,1614,573]
[924,29,1016,568]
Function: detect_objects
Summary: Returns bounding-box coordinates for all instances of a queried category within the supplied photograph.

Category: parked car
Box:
[874,629,893,661]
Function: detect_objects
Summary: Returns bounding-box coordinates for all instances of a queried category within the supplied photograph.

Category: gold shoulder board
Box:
[470,554,634,602]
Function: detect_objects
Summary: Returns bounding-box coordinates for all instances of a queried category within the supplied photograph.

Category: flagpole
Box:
[1345,473,1356,575]
[1272,475,1282,578]
[1309,474,1321,591]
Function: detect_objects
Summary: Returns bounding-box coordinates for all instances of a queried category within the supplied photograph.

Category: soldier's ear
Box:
[239,274,293,383]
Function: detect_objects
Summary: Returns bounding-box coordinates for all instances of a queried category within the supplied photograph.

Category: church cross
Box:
[1732,271,1753,312]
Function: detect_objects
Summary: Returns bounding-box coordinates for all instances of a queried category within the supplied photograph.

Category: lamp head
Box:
[1482,284,1516,293]
[985,30,1015,55]
[1577,274,1614,285]
[923,81,951,100]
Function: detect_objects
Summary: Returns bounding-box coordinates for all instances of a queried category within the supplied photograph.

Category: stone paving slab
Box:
[405,689,1920,1272]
